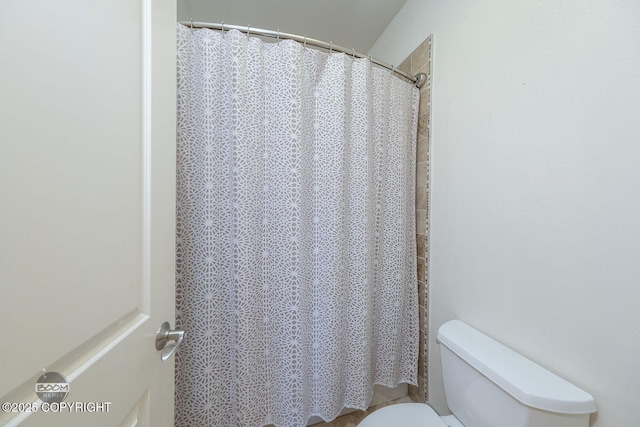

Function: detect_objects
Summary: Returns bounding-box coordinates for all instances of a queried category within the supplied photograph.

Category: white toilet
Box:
[359,320,596,427]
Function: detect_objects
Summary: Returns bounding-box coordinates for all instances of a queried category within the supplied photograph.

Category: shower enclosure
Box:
[175,23,421,427]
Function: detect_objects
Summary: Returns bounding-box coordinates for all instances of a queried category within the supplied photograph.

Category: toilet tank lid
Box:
[437,320,597,415]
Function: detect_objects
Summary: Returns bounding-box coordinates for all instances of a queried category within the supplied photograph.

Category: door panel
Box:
[0,0,177,425]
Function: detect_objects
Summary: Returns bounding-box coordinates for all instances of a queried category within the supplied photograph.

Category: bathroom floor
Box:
[310,396,414,427]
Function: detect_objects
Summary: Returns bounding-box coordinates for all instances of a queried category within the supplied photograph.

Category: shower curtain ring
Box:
[277,29,280,42]
[189,18,193,30]
[303,35,307,49]
[247,24,250,36]
[329,42,333,54]
[352,48,356,59]
[221,21,225,32]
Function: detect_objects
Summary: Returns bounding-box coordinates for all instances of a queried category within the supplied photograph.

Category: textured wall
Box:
[370,1,640,426]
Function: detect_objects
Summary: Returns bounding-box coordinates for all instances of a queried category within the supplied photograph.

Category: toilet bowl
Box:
[358,403,453,427]
[358,320,596,427]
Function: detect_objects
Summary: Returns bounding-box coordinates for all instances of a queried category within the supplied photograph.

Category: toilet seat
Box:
[357,403,447,427]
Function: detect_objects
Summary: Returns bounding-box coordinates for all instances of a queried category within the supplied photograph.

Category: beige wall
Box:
[369,1,640,426]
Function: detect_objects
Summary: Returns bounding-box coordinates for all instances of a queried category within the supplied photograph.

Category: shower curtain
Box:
[175,24,419,427]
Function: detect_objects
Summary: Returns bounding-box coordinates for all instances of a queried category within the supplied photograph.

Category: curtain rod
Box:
[178,21,427,89]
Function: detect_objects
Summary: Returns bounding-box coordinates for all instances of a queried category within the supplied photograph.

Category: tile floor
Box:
[310,396,415,427]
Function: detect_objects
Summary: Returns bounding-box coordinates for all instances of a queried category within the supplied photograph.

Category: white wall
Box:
[177,0,190,20]
[370,1,640,426]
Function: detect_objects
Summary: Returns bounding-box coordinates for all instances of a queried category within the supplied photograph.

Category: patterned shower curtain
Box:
[175,24,419,427]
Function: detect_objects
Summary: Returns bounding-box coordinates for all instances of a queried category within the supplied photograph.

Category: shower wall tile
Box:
[406,34,432,405]
[416,159,428,179]
[408,385,420,403]
[418,280,425,310]
[398,56,411,74]
[416,210,426,235]
[416,185,427,212]
[416,163,428,211]
[417,257,426,283]
[419,89,430,118]
[416,234,426,257]
[417,343,425,379]
[417,137,429,164]
[417,114,429,140]
[417,376,425,401]
[411,41,430,75]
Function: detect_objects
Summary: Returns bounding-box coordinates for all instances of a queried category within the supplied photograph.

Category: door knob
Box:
[155,322,185,361]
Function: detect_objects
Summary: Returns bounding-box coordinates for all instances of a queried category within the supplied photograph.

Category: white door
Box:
[0,0,177,426]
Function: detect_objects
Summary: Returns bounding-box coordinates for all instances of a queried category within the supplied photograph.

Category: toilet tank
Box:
[437,320,596,427]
